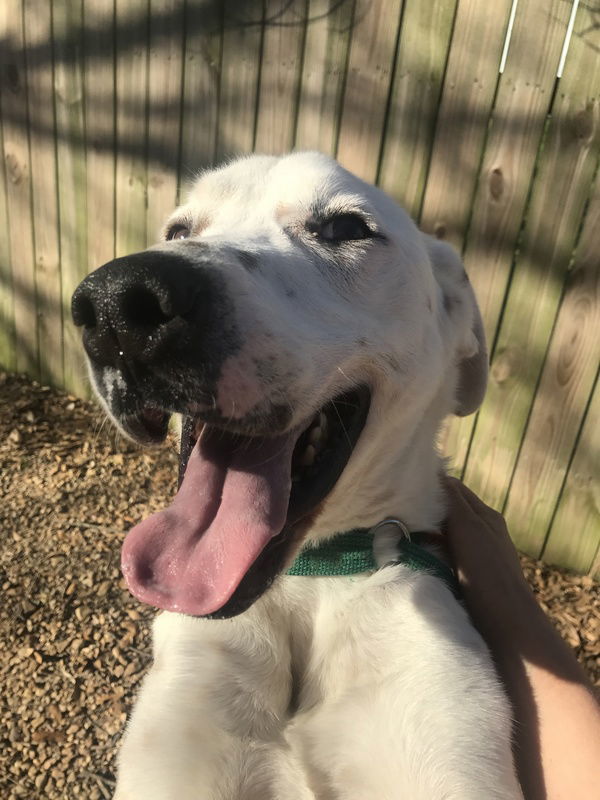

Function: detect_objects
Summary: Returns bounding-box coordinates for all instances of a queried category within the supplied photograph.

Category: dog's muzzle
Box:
[71,248,372,619]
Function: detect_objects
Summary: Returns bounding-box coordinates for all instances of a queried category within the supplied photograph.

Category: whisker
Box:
[327,399,359,409]
[331,401,352,450]
[92,412,109,446]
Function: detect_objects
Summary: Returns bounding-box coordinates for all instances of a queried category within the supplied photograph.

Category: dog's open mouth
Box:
[121,386,370,618]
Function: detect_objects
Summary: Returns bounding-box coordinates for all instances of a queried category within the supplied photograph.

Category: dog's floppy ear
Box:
[453,279,488,416]
[424,235,488,416]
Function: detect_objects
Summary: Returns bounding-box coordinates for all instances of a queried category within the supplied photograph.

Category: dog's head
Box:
[71,152,486,618]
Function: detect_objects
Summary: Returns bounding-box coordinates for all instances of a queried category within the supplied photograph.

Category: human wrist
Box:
[463,579,550,651]
[480,602,587,687]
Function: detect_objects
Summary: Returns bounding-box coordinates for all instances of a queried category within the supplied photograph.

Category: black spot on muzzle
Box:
[71,250,240,390]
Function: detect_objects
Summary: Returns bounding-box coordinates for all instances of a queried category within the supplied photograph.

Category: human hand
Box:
[443,479,600,800]
[443,476,540,642]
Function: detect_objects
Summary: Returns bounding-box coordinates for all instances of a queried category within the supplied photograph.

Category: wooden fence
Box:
[0,0,598,574]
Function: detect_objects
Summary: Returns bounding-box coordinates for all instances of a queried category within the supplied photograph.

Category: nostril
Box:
[121,286,172,328]
[72,294,97,328]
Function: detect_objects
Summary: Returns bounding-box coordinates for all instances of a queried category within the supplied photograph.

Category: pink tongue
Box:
[121,428,295,616]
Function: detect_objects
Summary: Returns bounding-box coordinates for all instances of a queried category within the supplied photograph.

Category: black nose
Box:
[71,250,220,368]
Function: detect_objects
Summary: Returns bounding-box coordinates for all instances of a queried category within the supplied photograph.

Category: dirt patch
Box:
[1,371,598,799]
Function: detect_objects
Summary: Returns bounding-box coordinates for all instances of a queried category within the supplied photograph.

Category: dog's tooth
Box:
[319,412,329,439]
[309,426,322,445]
[301,445,316,466]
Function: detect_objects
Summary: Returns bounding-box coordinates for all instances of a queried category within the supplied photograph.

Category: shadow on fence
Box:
[0,0,598,569]
[0,0,595,376]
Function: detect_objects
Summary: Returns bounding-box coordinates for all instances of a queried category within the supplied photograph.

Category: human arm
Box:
[444,477,600,800]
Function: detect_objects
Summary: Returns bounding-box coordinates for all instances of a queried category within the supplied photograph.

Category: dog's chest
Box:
[126,569,519,799]
[264,570,460,716]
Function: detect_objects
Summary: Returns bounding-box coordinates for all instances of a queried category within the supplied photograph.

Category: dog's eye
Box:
[308,214,373,243]
[166,224,191,241]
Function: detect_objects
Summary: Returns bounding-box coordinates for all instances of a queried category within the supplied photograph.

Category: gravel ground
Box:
[1,371,598,799]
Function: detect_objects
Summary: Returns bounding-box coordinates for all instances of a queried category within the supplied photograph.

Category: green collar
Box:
[287,523,461,599]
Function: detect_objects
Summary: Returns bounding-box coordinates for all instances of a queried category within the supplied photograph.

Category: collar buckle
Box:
[370,518,411,568]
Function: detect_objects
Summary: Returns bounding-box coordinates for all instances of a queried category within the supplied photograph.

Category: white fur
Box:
[108,153,522,799]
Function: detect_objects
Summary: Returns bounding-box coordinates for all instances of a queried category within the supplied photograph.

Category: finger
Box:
[445,475,499,521]
[444,476,482,522]
[444,479,503,547]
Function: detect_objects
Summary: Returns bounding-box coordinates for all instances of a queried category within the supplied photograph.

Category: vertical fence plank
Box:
[0,131,13,371]
[464,1,600,520]
[294,0,354,157]
[418,0,514,249]
[543,376,600,576]
[0,4,16,371]
[54,0,88,395]
[464,0,574,342]
[179,0,222,184]
[25,0,63,387]
[504,174,600,558]
[254,0,308,154]
[378,0,457,218]
[115,0,149,257]
[336,0,404,183]
[442,0,575,473]
[1,0,39,378]
[84,1,116,274]
[0,136,13,370]
[146,0,185,243]
[146,0,184,244]
[418,0,512,473]
[216,0,263,160]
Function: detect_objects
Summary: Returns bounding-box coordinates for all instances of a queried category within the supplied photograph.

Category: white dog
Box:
[72,152,522,799]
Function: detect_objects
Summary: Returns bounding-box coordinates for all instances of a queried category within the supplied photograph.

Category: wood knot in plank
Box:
[5,152,23,185]
[572,105,595,144]
[491,347,520,385]
[489,167,504,201]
